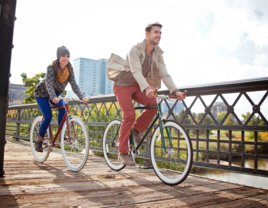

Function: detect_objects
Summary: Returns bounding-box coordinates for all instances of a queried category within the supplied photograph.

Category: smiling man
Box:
[113,22,186,166]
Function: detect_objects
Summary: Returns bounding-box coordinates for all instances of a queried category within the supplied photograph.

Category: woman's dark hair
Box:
[50,59,74,82]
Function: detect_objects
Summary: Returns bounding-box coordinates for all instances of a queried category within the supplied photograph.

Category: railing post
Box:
[0,0,17,177]
[15,109,20,140]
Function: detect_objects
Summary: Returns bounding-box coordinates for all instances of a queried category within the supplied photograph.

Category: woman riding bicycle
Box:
[34,46,88,152]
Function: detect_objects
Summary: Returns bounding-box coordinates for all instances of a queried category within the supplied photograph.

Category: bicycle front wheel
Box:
[103,119,125,171]
[61,115,89,171]
[150,120,193,185]
[30,116,51,163]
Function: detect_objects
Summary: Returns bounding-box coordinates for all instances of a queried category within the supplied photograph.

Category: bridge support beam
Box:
[0,0,17,177]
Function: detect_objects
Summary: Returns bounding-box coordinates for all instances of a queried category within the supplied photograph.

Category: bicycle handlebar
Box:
[57,96,90,103]
[155,90,187,99]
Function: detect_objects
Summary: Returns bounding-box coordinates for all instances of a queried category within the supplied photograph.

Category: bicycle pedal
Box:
[130,152,138,166]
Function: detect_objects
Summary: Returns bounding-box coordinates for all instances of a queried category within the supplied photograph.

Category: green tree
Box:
[224,114,235,125]
[177,110,191,124]
[241,112,251,123]
[216,111,226,124]
[241,112,261,125]
[21,72,67,104]
[21,72,46,104]
[216,111,236,125]
[196,112,213,125]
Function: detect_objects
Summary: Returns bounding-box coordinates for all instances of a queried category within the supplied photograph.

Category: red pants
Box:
[113,84,158,153]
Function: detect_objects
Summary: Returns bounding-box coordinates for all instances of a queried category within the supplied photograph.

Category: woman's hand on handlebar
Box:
[53,97,59,104]
[145,87,156,99]
[82,97,90,103]
[175,90,187,100]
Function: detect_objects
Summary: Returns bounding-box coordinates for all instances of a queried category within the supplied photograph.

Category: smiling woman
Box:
[33,46,89,152]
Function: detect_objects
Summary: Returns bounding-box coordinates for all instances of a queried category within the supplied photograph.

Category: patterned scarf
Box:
[57,66,69,83]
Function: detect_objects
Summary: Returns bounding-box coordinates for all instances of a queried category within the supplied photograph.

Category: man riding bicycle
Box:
[107,22,186,166]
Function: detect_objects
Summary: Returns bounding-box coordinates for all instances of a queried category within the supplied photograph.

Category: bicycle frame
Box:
[111,99,174,154]
[42,103,77,147]
[134,103,174,153]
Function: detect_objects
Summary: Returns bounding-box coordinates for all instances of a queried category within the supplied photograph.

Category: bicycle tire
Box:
[150,120,193,185]
[61,115,89,171]
[103,119,125,171]
[30,116,51,163]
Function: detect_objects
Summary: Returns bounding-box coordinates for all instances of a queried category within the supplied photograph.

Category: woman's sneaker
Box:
[118,153,135,166]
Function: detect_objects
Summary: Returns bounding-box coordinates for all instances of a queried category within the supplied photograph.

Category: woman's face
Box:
[59,54,70,67]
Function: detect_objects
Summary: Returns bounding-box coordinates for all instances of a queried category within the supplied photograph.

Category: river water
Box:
[192,158,268,190]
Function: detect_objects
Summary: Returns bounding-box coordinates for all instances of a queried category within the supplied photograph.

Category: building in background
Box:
[211,102,228,118]
[67,57,113,97]
[8,83,28,106]
[161,100,184,116]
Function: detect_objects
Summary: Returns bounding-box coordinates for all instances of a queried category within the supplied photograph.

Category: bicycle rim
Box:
[61,116,89,171]
[103,119,125,171]
[30,116,50,163]
[150,120,193,185]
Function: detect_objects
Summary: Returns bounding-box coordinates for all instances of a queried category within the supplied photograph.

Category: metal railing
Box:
[6,77,268,176]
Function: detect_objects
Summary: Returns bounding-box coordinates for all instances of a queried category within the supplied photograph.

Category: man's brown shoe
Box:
[118,153,135,166]
[132,128,147,144]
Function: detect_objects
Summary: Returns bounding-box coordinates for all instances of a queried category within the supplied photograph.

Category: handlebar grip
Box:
[168,95,177,99]
[84,96,90,102]
[168,90,187,99]
[154,88,158,95]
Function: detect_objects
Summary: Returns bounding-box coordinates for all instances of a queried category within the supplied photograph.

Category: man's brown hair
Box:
[145,22,162,33]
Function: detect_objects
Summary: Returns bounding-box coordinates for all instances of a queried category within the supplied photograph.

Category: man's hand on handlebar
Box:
[175,90,187,101]
[145,87,156,99]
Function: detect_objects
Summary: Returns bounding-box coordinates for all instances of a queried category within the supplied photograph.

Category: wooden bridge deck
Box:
[1,138,268,208]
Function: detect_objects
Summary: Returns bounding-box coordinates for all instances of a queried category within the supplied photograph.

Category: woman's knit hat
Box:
[57,46,70,59]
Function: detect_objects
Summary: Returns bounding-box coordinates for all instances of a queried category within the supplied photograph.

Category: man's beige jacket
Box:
[107,39,177,94]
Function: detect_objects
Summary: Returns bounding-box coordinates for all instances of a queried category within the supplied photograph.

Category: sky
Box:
[10,0,268,119]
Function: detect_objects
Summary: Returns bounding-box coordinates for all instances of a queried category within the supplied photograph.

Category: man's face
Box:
[146,26,162,45]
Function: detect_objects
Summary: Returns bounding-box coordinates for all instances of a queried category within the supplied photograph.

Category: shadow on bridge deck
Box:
[1,138,268,207]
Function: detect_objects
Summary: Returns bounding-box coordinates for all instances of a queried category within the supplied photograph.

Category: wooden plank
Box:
[2,138,267,208]
[203,193,268,208]
[118,188,268,208]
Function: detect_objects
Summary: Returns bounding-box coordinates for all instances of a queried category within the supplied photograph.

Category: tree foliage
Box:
[216,111,237,125]
[21,72,46,104]
[241,111,262,125]
[217,111,226,124]
[224,114,236,125]
[177,110,191,124]
[196,112,213,125]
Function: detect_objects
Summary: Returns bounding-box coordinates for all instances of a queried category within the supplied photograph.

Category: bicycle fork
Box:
[157,103,174,154]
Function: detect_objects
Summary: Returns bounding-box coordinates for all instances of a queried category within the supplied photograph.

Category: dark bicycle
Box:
[102,91,193,185]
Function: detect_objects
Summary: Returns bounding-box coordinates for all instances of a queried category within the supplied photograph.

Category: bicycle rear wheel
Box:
[61,115,89,171]
[103,119,125,171]
[30,116,51,163]
[150,120,193,185]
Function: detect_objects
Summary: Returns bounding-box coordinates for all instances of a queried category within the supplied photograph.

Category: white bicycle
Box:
[30,97,90,171]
